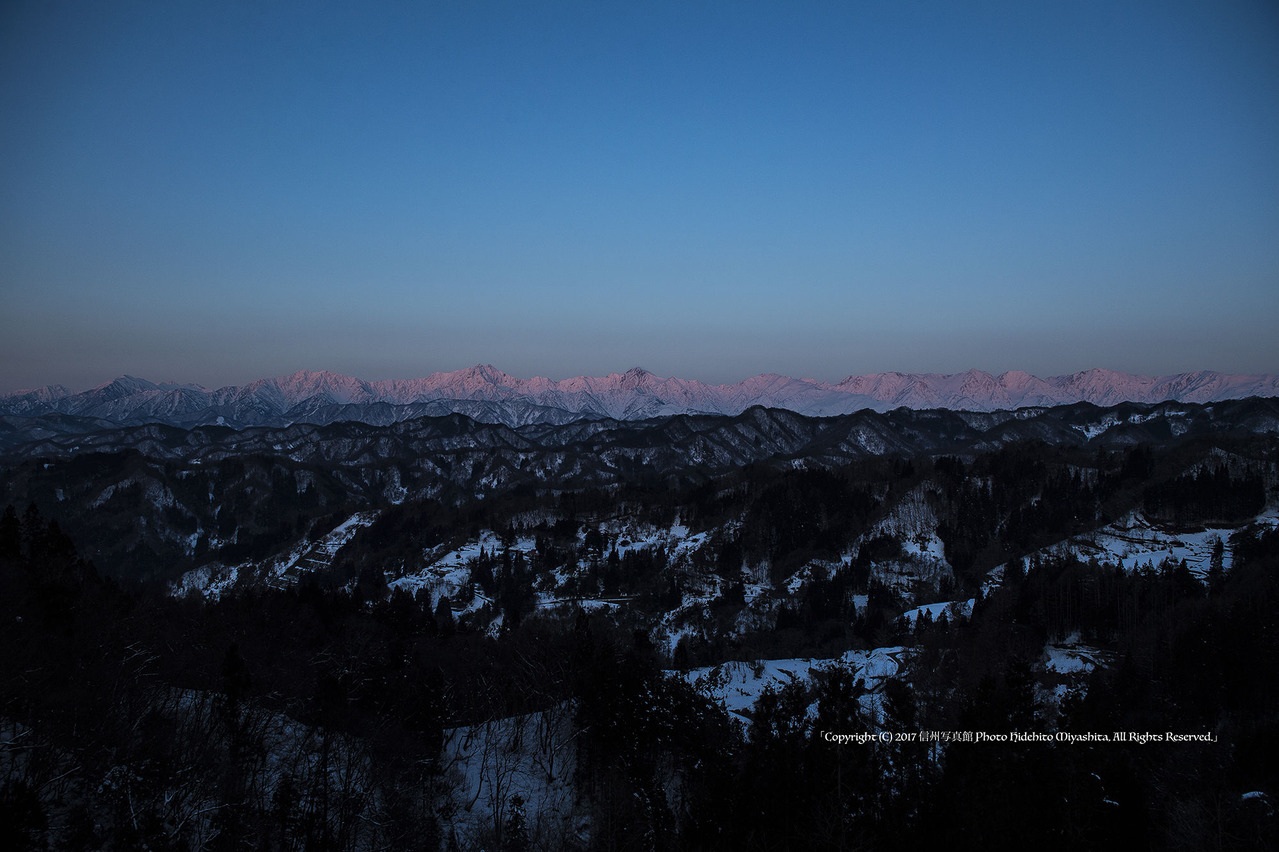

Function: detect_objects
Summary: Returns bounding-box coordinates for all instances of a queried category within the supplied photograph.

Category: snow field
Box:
[991,509,1279,582]
[679,646,912,728]
[900,599,974,625]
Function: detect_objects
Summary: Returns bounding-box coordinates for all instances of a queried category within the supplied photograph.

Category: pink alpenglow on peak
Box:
[3,366,1277,427]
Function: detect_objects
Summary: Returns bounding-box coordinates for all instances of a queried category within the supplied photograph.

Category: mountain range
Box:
[3,366,1278,431]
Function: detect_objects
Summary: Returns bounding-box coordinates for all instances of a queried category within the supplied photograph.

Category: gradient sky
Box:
[2,0,1277,393]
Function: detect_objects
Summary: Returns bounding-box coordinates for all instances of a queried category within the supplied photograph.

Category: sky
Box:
[2,0,1277,393]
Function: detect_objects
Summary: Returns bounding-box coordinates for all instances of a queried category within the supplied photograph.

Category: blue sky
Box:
[2,0,1277,392]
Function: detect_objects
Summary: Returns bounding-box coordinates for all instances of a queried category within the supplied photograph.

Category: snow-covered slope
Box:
[995,509,1279,578]
[680,647,912,725]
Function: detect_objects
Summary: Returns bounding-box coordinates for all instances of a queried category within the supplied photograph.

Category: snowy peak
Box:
[4,384,72,403]
[265,369,377,406]
[617,367,655,390]
[453,364,516,387]
[91,375,162,397]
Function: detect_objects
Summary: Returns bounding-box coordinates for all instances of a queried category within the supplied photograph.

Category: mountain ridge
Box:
[3,366,1277,430]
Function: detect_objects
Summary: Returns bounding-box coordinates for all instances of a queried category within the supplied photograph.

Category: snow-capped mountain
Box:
[2,366,1276,430]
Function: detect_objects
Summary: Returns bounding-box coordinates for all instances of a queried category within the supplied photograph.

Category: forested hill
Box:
[0,396,1276,586]
[1,395,1277,849]
[5,393,1278,476]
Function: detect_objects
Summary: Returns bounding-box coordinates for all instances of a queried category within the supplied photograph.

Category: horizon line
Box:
[7,363,1279,398]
